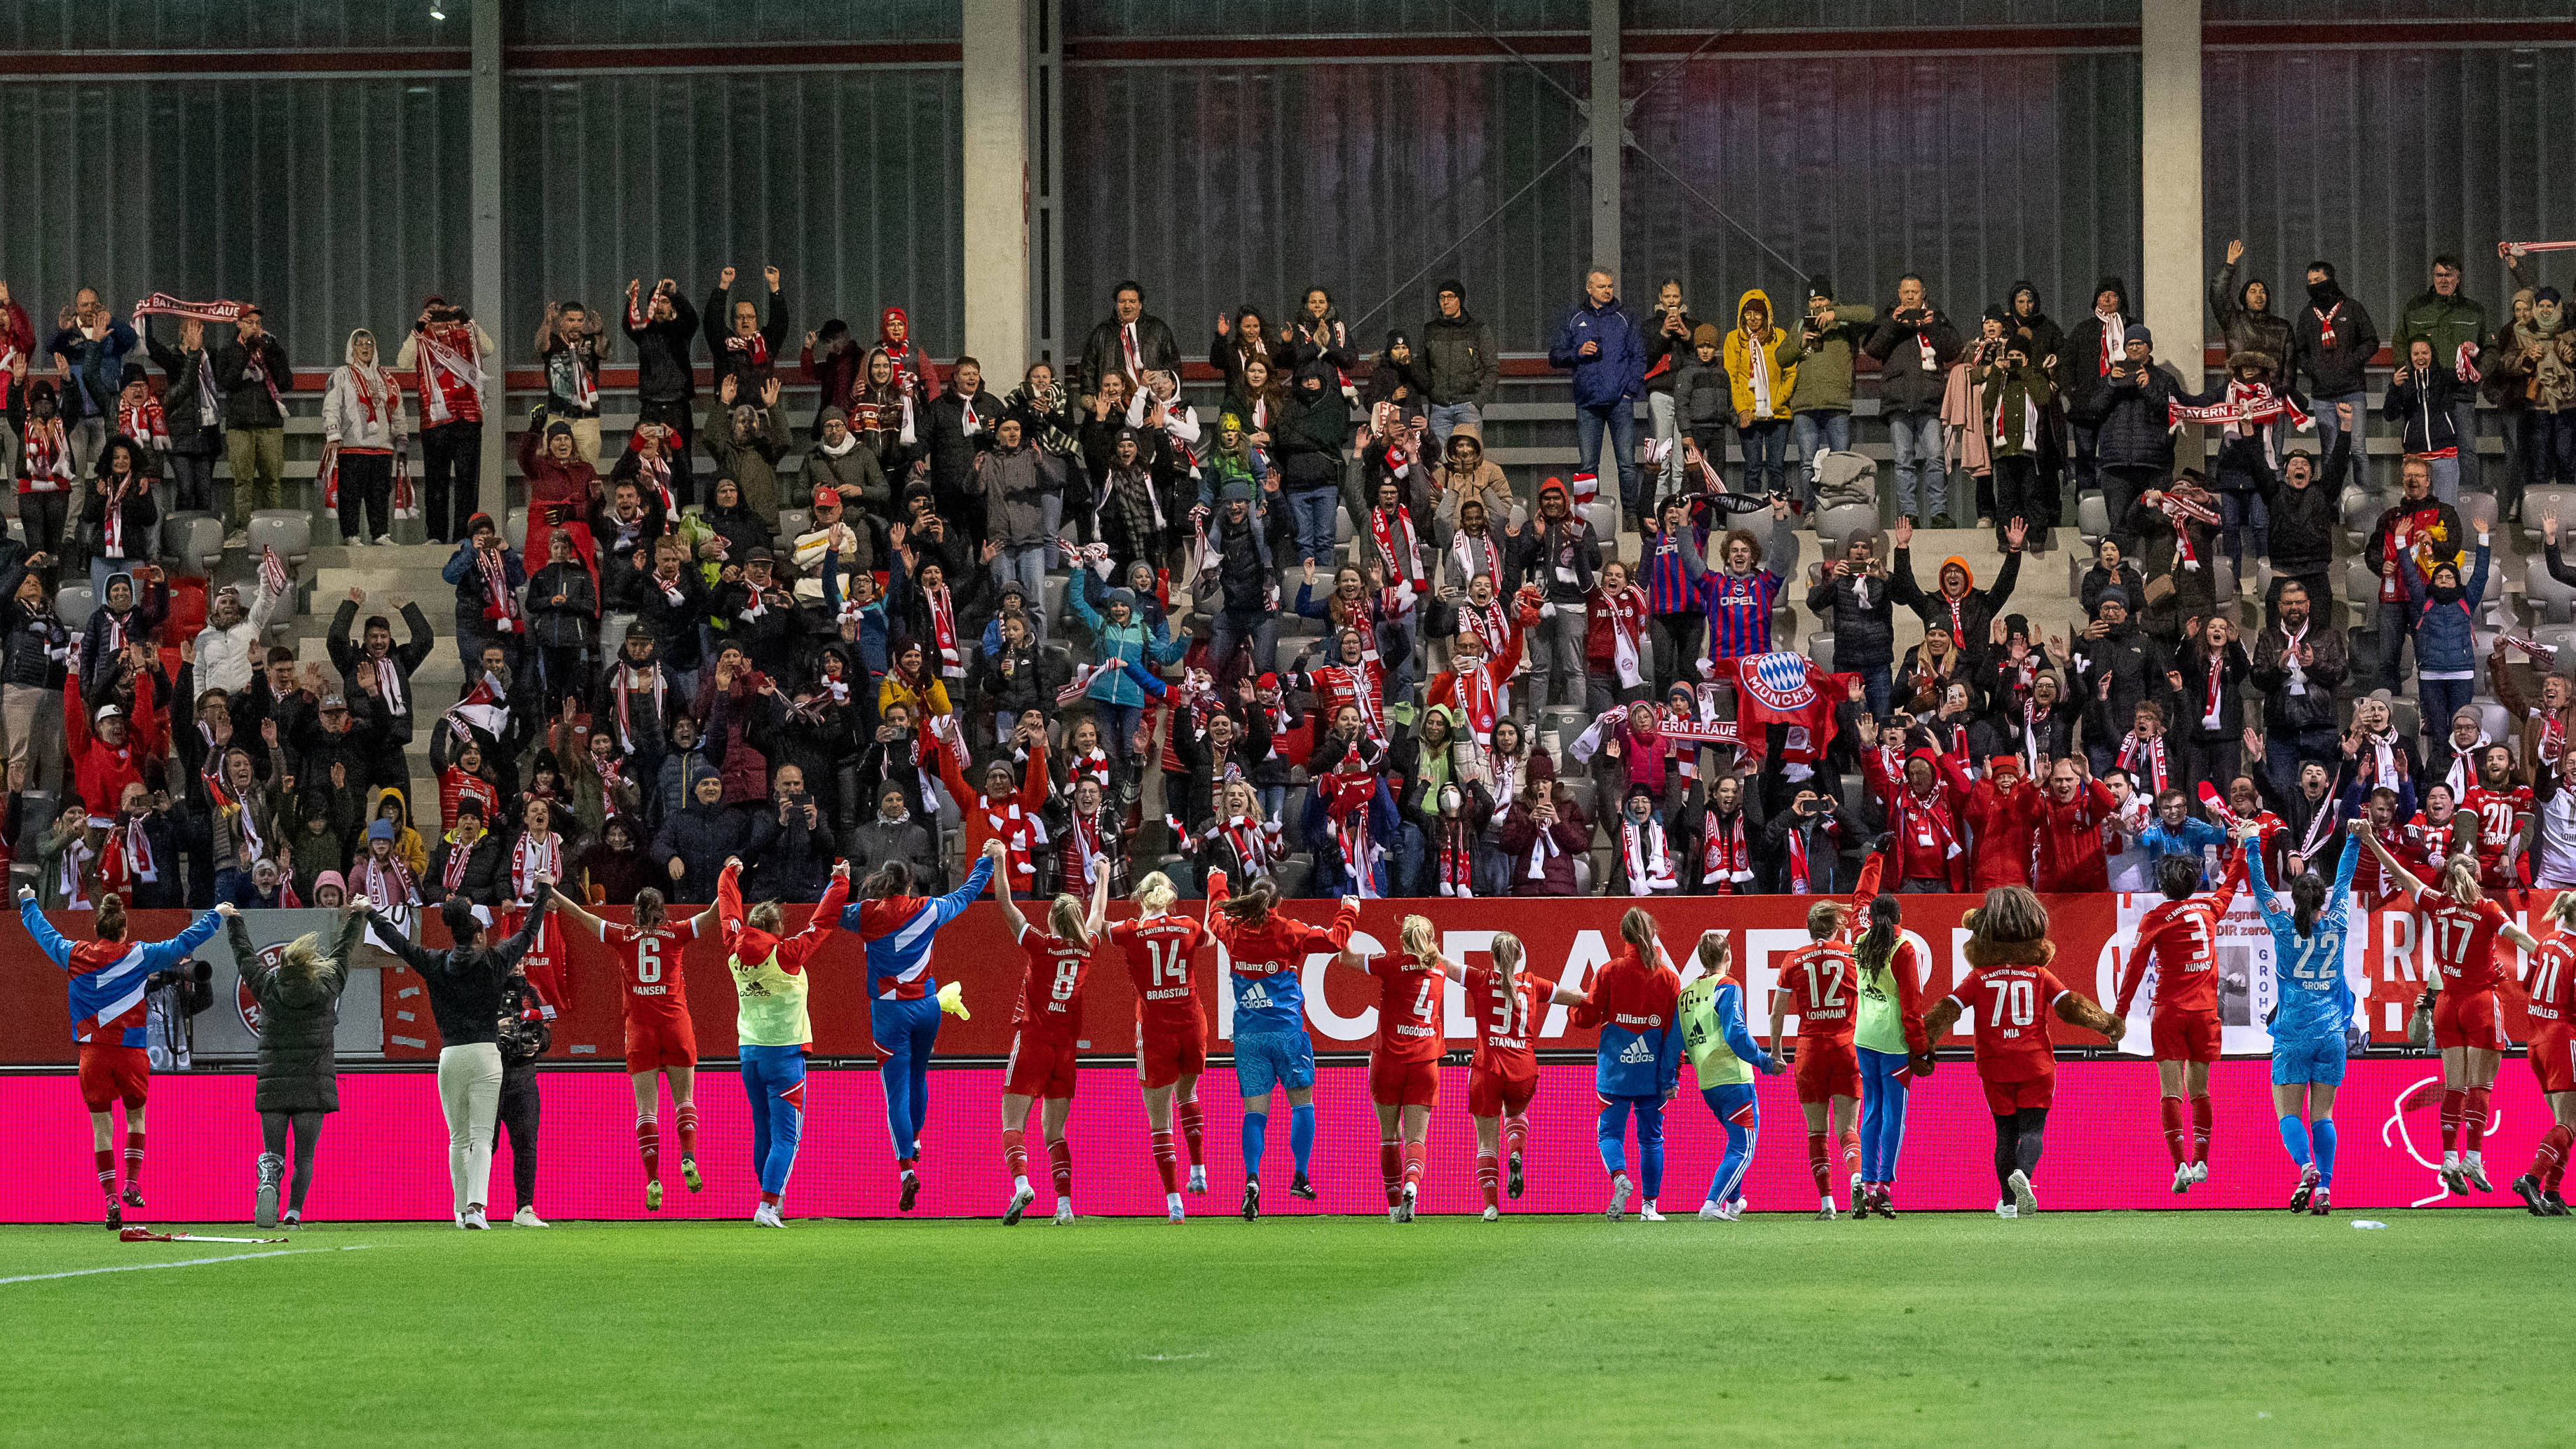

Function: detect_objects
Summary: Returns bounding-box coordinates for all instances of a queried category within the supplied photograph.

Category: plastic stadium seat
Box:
[246,510,311,573]
[505,508,528,554]
[161,512,226,578]
[1581,501,1620,542]
[2533,623,2576,658]
[54,584,95,632]
[1809,631,1836,674]
[2342,560,2381,625]
[2077,492,2110,547]
[2522,487,2576,543]
[2458,492,2500,538]
[777,508,811,541]
[1815,503,1875,557]
[2339,488,2385,549]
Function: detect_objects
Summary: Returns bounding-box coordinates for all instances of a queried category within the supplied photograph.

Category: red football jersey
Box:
[2462,785,2533,859]
[2526,926,2576,1026]
[2403,812,2459,872]
[1945,964,2071,1081]
[1109,913,1211,1033]
[1012,920,1098,1044]
[1774,942,1859,1043]
[1464,965,1541,1080]
[594,916,703,1021]
[2124,898,2226,1018]
[1366,952,1447,1065]
[2415,888,2509,994]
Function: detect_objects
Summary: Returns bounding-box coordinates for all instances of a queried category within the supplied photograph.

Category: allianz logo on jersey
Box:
[1617,1037,1657,1065]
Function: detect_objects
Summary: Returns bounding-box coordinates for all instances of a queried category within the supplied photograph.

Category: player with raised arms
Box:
[1108,870,1216,1222]
[1766,850,1886,1219]
[2512,891,2576,1215]
[2114,850,2247,1193]
[1207,874,1359,1220]
[991,853,1113,1225]
[2242,819,2362,1215]
[716,855,852,1227]
[18,887,223,1228]
[1329,916,1458,1223]
[2358,829,2540,1197]
[1419,930,1588,1220]
[1677,931,1783,1220]
[550,885,721,1211]
[1922,887,2125,1218]
[838,846,993,1209]
[1572,907,1682,1223]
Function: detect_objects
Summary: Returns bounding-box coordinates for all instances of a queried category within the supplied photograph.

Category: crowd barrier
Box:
[0,894,2527,1068]
[0,1059,2533,1220]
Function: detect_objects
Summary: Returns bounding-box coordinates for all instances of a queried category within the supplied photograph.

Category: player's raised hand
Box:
[17,885,32,902]
[832,859,852,879]
[982,838,1009,862]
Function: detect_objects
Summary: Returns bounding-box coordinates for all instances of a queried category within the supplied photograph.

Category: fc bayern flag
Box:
[1717,651,1855,756]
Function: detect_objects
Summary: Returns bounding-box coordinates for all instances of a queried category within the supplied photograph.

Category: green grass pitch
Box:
[2,1211,2547,1448]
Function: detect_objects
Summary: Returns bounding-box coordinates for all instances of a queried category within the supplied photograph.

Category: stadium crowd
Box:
[0,238,2569,937]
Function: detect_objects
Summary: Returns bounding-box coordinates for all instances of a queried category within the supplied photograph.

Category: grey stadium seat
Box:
[245,510,311,573]
[160,512,226,578]
[2077,492,2110,549]
[55,584,95,632]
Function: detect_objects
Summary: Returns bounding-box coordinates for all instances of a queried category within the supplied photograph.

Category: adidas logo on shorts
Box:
[1618,1038,1656,1065]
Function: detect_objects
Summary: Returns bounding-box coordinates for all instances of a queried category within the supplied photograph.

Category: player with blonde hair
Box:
[1420,931,1588,1219]
[993,853,1114,1225]
[1108,869,1217,1220]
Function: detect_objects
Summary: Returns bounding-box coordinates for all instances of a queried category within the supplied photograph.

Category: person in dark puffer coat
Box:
[229,904,369,1227]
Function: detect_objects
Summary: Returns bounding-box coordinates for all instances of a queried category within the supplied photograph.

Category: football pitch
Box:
[2,1210,2547,1448]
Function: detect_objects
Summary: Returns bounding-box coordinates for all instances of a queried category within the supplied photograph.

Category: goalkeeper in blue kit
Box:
[2244,818,2363,1216]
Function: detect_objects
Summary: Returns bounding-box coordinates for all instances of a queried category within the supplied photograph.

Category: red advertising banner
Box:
[0,895,2535,1066]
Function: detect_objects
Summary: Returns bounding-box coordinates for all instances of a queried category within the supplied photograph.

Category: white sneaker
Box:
[2465,1155,2494,1192]
[1606,1174,1633,1223]
[461,1206,489,1230]
[1480,1205,1499,1222]
[1051,1202,1075,1225]
[1166,1192,1185,1223]
[751,1204,784,1227]
[1818,1194,1839,1220]
[1398,1184,1417,1223]
[1004,1183,1036,1225]
[373,534,396,547]
[1638,1200,1665,1223]
[2172,1162,2195,1195]
[1717,1199,1743,1222]
[1698,1201,1726,1220]
[2007,1169,2039,1216]
[1186,1165,1208,1194]
[2190,1160,2210,1186]
[512,1207,550,1227]
[341,535,364,549]
[1995,1199,2018,1220]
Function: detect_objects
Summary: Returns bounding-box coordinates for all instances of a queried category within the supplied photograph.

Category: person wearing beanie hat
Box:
[1640,279,1706,502]
[212,301,289,539]
[111,362,168,482]
[446,508,528,676]
[1923,886,2125,1216]
[323,327,407,547]
[514,410,599,576]
[1419,278,1499,444]
[1889,512,2022,674]
[1785,278,1876,505]
[1972,333,2055,552]
[1509,473,1602,711]
[534,297,610,463]
[1550,269,1648,533]
[1864,274,1961,526]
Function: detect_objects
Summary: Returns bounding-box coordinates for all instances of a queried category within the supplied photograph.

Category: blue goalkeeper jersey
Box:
[2247,842,2358,1045]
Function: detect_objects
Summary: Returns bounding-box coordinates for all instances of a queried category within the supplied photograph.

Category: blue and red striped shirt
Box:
[1701,567,1785,661]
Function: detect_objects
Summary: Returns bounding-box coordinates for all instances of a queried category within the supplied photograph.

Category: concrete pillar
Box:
[1588,0,1621,280]
[962,0,1032,372]
[2139,0,2202,385]
[1030,0,1063,368]
[470,0,507,517]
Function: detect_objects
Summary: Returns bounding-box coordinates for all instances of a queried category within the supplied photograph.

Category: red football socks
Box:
[2160,1096,2188,1165]
[674,1103,699,1160]
[1001,1127,1028,1181]
[1150,1128,1178,1193]
[1177,1099,1205,1167]
[1379,1138,1404,1206]
[2189,1094,2213,1164]
[1402,1138,1427,1192]
[636,1120,660,1182]
[1476,1151,1500,1209]
[2465,1088,2490,1152]
[94,1148,115,1202]
[1839,1127,1860,1176]
[2441,1089,2465,1154]
[1806,1131,1830,1192]
[1047,1137,1073,1199]
[2532,1124,2571,1189]
[123,1131,143,1192]
[1504,1115,1528,1162]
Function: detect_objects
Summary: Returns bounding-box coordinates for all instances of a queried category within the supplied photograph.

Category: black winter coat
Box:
[1806,567,1897,672]
[233,911,364,1113]
[2082,358,2187,471]
[1863,306,1964,413]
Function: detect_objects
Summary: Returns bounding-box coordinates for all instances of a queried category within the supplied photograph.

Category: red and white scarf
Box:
[1066,808,1108,890]
[1212,814,1274,878]
[552,339,599,409]
[2155,491,2224,571]
[414,326,485,427]
[360,852,418,913]
[479,547,522,633]
[509,831,560,903]
[2117,731,2172,794]
[1745,331,1774,415]
[983,798,1037,885]
[1455,654,1502,744]
[118,395,168,453]
[440,829,479,892]
[1894,783,1965,871]
[1430,810,1473,897]
[2201,647,2228,732]
[1320,769,1382,897]
[1318,659,1388,746]
[632,447,675,514]
[118,816,157,884]
[725,329,770,372]
[56,832,94,908]
[2169,383,2312,462]
[1450,529,1504,597]
[1784,817,1817,894]
[1460,596,1515,674]
[2445,732,2493,802]
[1619,813,1676,895]
[20,419,71,492]
[2310,301,2344,349]
[612,663,665,753]
[927,585,964,679]
[1370,505,1425,590]
[1065,747,1112,796]
[1598,585,1648,688]
[1698,808,1752,889]
[97,472,139,557]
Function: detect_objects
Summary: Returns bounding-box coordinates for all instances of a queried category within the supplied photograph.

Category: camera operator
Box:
[142,953,214,1073]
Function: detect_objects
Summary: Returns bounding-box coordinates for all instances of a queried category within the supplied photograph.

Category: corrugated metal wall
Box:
[1060,62,1594,355]
[1068,0,1583,36]
[0,0,451,50]
[0,80,472,365]
[503,72,967,357]
[1626,0,2139,26]
[2202,45,2576,322]
[507,0,960,45]
[1623,52,2144,323]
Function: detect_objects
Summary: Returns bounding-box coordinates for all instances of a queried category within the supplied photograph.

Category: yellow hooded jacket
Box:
[1722,289,1803,422]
